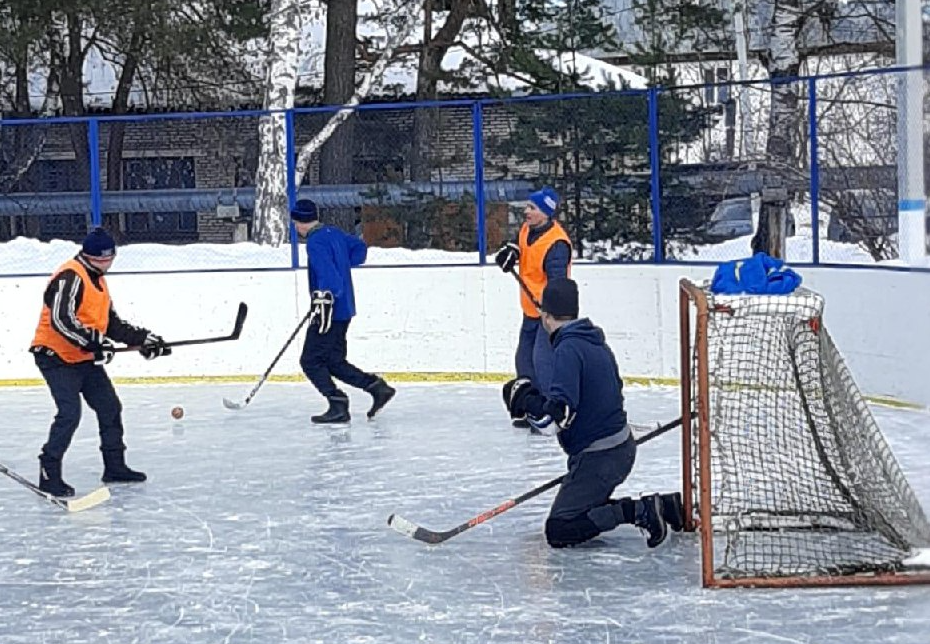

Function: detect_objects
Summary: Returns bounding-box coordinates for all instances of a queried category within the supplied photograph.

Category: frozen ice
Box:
[1,382,929,643]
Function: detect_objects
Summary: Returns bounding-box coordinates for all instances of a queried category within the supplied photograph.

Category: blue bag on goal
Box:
[711,252,802,295]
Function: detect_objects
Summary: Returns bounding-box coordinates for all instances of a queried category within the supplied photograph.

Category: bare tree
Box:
[253,0,419,246]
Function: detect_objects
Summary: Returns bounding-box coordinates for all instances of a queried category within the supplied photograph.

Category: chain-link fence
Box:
[0,65,928,274]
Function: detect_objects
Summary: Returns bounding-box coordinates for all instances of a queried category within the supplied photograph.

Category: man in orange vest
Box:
[30,228,171,497]
[494,186,571,428]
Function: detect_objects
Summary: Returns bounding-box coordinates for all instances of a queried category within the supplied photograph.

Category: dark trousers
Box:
[515,316,555,395]
[35,354,125,461]
[545,439,637,547]
[299,319,375,398]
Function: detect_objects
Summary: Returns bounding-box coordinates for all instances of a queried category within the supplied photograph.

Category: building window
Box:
[122,157,197,242]
[18,160,89,242]
[703,66,731,105]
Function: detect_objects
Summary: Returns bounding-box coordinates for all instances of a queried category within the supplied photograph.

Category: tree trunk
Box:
[253,0,302,246]
[320,0,358,231]
[411,0,474,182]
[752,0,801,259]
[60,11,90,194]
[105,27,144,241]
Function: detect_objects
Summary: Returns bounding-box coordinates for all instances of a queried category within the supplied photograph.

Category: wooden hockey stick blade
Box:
[64,486,111,512]
[114,302,248,352]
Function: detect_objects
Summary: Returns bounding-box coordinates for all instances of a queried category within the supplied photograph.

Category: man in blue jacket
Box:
[503,278,682,548]
[291,200,395,424]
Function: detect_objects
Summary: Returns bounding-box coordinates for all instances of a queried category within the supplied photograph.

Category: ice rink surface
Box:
[1,381,929,644]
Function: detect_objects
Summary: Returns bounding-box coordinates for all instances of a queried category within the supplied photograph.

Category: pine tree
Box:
[486,0,713,260]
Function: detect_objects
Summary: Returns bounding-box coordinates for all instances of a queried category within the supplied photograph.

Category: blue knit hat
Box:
[81,228,116,258]
[290,199,318,223]
[528,186,559,218]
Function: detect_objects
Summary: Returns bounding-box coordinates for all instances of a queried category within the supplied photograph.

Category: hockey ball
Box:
[171,406,184,420]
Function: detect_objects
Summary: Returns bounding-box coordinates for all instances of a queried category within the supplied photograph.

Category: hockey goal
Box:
[679,278,930,588]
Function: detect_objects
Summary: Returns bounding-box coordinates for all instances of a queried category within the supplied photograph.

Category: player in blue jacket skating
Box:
[290,200,395,424]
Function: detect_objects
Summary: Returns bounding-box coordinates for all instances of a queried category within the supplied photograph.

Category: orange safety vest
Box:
[517,222,572,318]
[31,259,111,364]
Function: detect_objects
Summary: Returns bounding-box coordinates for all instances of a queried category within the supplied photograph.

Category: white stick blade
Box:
[387,514,419,538]
[223,397,245,410]
[66,486,111,512]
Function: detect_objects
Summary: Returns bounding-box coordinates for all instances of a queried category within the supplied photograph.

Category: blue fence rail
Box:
[0,64,926,274]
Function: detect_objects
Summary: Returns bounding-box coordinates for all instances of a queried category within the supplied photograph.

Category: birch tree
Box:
[751,0,803,258]
[254,0,420,245]
[252,0,306,245]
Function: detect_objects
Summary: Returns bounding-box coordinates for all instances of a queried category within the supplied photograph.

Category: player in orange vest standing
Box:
[30,228,171,497]
[494,186,572,428]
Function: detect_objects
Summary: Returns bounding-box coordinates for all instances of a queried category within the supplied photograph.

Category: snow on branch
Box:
[293,2,421,184]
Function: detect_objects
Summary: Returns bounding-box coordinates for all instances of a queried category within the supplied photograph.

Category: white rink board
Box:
[0,264,927,406]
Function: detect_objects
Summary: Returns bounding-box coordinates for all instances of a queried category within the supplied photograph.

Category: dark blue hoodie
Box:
[547,318,628,455]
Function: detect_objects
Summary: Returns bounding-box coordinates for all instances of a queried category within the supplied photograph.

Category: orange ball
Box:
[171,406,184,420]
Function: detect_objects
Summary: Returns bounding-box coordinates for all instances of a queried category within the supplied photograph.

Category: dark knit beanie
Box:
[290,199,319,222]
[541,278,579,319]
[81,228,117,258]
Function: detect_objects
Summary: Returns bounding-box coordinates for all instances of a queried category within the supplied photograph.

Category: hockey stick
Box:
[114,302,248,352]
[222,308,316,410]
[0,462,111,512]
[508,268,542,311]
[388,414,688,544]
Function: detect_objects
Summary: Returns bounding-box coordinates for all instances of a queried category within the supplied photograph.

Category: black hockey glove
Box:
[494,243,520,273]
[502,377,537,419]
[88,338,115,366]
[311,290,334,334]
[139,332,172,360]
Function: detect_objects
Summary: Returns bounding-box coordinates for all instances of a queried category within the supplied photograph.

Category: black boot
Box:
[635,493,668,549]
[312,392,350,424]
[39,456,75,498]
[661,492,684,532]
[511,418,531,429]
[365,378,395,420]
[101,449,147,484]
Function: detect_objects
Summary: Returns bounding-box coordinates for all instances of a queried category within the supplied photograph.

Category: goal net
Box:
[679,279,930,587]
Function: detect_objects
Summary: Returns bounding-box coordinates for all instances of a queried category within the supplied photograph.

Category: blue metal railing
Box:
[0,63,927,273]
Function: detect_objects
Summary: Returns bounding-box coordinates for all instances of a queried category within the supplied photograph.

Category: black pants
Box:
[299,319,375,398]
[545,439,637,547]
[35,353,125,461]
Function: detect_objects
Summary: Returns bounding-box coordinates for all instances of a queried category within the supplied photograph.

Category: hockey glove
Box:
[311,290,334,334]
[494,243,520,273]
[139,332,172,360]
[502,377,537,419]
[527,400,576,436]
[89,338,115,366]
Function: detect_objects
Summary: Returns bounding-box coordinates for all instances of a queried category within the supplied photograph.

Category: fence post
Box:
[87,118,103,228]
[286,109,298,269]
[808,77,820,265]
[472,101,487,264]
[648,88,664,263]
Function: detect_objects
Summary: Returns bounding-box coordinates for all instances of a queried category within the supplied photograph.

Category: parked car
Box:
[701,198,754,240]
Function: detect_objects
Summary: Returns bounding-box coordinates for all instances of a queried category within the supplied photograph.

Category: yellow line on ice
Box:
[0,373,918,409]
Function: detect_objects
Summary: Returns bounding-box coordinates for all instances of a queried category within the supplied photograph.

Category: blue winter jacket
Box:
[711,252,802,295]
[305,225,367,321]
[545,318,629,456]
